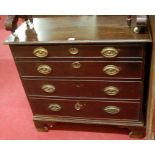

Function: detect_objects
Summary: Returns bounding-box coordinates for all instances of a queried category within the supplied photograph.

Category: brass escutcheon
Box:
[104,106,120,115]
[101,47,118,58]
[103,86,119,96]
[48,104,62,112]
[103,65,120,75]
[69,47,79,55]
[72,61,81,69]
[37,64,52,75]
[41,84,56,93]
[74,102,84,111]
[33,47,48,58]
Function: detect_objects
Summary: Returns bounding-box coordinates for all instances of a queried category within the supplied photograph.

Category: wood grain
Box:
[5,16,151,44]
[6,16,151,138]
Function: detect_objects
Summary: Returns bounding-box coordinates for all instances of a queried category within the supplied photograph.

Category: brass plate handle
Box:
[104,106,120,115]
[33,47,48,58]
[72,61,81,69]
[103,65,120,76]
[69,47,79,55]
[48,104,62,112]
[37,64,52,75]
[101,47,118,58]
[41,84,56,93]
[103,86,119,96]
[74,102,85,111]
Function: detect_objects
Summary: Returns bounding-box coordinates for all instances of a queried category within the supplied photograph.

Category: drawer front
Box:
[11,45,144,59]
[29,97,140,120]
[17,61,143,79]
[23,79,143,100]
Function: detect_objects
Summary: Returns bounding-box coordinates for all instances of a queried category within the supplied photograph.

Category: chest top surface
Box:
[5,15,152,45]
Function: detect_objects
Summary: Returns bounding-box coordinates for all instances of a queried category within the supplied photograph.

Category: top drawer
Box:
[10,44,144,60]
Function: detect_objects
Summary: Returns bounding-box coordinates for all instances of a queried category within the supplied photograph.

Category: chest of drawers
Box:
[5,16,152,138]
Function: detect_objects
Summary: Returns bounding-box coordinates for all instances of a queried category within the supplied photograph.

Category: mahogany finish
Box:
[11,44,144,59]
[29,97,141,120]
[5,16,151,44]
[23,79,143,100]
[5,16,152,138]
[16,61,143,79]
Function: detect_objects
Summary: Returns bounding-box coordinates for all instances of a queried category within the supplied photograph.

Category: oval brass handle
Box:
[69,47,79,55]
[104,106,120,115]
[48,104,62,112]
[103,86,119,96]
[37,64,52,75]
[103,65,120,76]
[33,47,48,58]
[41,84,56,93]
[101,47,118,58]
[72,61,81,69]
[74,102,84,111]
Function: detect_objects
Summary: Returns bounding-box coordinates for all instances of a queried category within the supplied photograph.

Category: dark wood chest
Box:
[5,16,152,138]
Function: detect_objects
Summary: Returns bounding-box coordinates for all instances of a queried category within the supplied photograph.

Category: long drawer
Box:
[23,79,143,100]
[16,61,143,79]
[29,97,141,120]
[11,44,144,59]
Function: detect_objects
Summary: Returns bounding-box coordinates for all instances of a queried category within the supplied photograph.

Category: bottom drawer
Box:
[29,98,141,120]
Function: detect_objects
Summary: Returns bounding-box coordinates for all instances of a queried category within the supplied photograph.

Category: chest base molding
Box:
[33,114,145,138]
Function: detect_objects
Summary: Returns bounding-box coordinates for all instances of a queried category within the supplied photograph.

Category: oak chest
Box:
[5,16,152,138]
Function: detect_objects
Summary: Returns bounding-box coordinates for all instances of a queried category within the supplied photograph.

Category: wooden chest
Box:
[5,16,152,138]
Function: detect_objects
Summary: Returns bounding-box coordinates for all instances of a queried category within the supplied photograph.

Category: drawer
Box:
[29,97,141,120]
[23,79,143,100]
[16,61,143,79]
[10,44,144,59]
